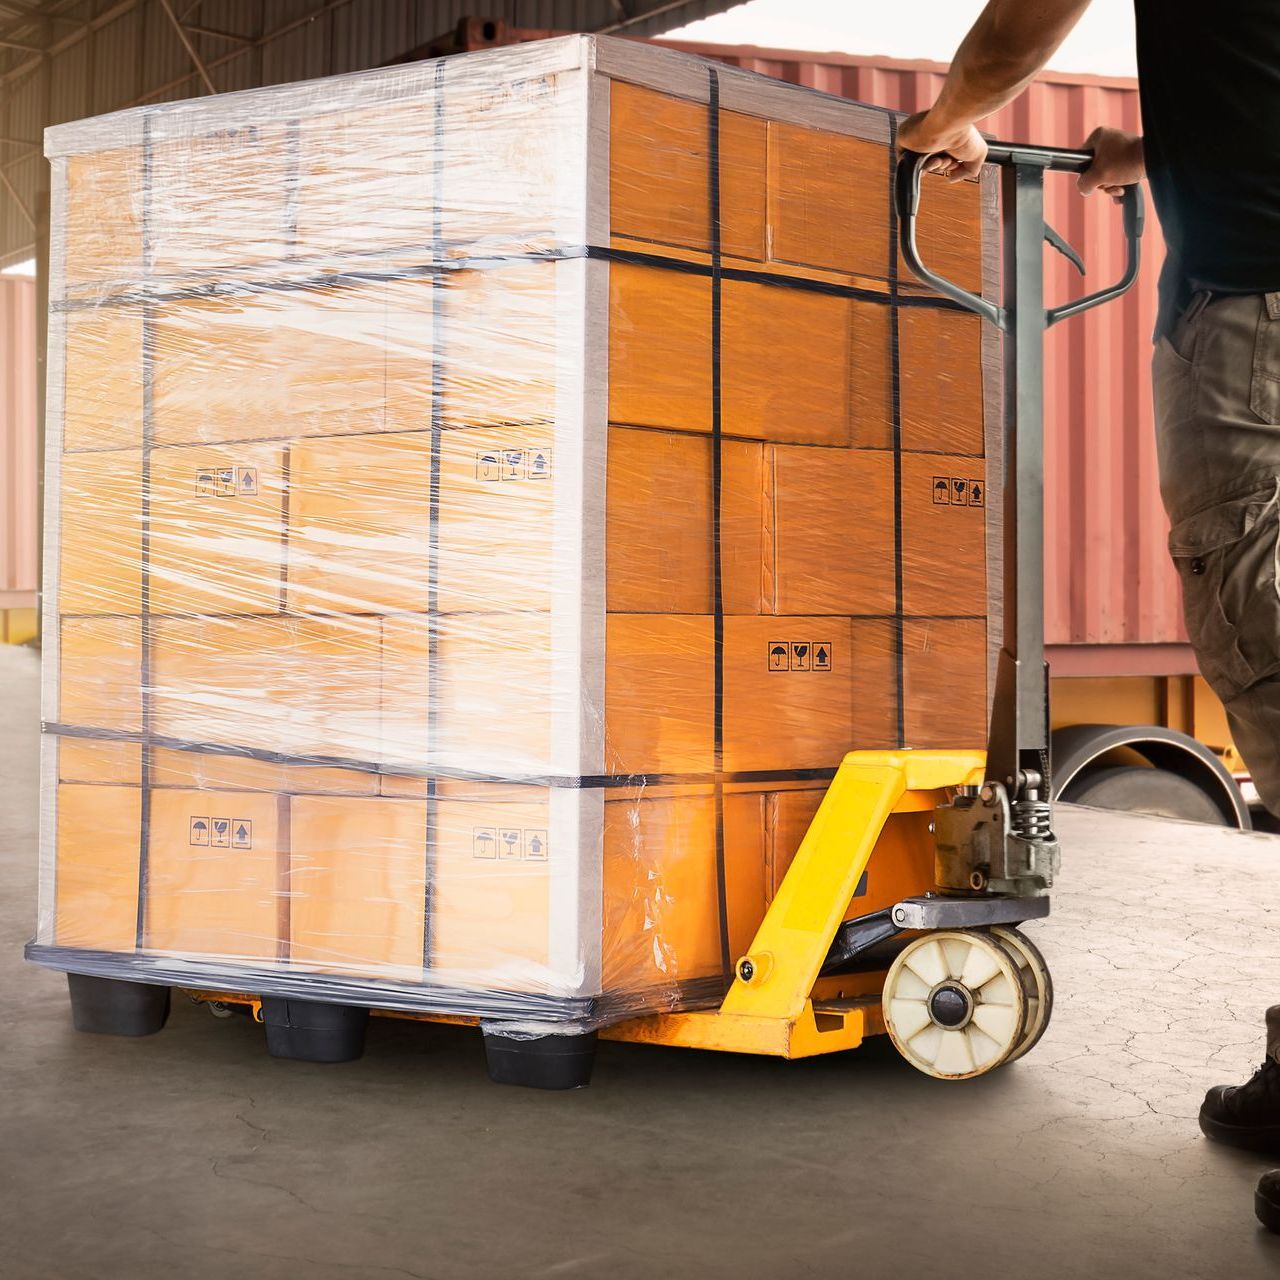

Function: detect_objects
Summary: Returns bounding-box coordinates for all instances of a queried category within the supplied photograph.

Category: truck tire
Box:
[1052,724,1250,829]
[1062,764,1231,825]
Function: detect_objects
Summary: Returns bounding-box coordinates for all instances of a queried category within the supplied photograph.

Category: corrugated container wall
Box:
[666,43,1182,675]
[0,276,37,634]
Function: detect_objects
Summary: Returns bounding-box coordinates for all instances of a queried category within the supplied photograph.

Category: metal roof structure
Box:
[0,0,744,266]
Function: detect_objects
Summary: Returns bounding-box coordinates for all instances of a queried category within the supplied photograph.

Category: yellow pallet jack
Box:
[188,143,1143,1084]
[598,143,1145,1079]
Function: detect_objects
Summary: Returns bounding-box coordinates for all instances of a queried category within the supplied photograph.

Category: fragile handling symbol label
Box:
[932,476,984,508]
[472,826,549,860]
[475,446,553,483]
[191,816,252,848]
[767,641,833,672]
[195,465,259,498]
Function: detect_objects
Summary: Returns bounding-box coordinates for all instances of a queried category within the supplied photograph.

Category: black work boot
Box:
[1257,1171,1280,1233]
[1199,1007,1280,1155]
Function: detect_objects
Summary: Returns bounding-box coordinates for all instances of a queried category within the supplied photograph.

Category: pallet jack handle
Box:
[894,140,1144,896]
[895,143,1144,330]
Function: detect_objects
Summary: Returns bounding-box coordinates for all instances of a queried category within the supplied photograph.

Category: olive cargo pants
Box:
[1153,292,1280,814]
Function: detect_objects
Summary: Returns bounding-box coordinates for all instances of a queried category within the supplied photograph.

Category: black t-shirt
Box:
[1134,0,1280,294]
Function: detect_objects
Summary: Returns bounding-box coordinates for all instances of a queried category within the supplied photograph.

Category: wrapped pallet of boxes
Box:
[30,34,998,1073]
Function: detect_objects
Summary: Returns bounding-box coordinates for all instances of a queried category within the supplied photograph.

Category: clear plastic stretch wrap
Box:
[30,35,1000,1032]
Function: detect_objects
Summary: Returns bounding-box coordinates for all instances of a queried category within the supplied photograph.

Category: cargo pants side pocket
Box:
[1250,292,1280,425]
[1169,481,1280,703]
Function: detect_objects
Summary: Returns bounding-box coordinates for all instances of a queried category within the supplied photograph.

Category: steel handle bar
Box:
[894,144,1144,330]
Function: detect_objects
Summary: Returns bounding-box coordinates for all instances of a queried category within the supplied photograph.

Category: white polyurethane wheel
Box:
[989,925,1053,1063]
[882,929,1029,1080]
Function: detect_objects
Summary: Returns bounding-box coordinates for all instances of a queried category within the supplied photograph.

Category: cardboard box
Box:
[803,615,989,752]
[290,424,561,616]
[604,614,714,775]
[295,102,436,259]
[605,615,862,775]
[850,302,895,450]
[608,262,712,436]
[437,424,557,614]
[58,616,142,734]
[63,146,143,291]
[442,264,559,429]
[768,121,889,277]
[53,782,141,952]
[289,795,427,977]
[152,615,385,763]
[63,309,145,453]
[147,441,287,616]
[849,618,899,748]
[151,282,434,447]
[900,307,986,456]
[609,81,767,260]
[145,789,282,959]
[602,788,724,989]
[150,126,291,276]
[432,783,552,985]
[58,449,143,616]
[606,427,713,614]
[379,616,431,771]
[604,784,842,993]
[903,617,989,749]
[722,616,855,772]
[900,452,988,617]
[287,432,433,615]
[721,278,853,446]
[58,740,142,786]
[722,443,896,615]
[434,612,553,775]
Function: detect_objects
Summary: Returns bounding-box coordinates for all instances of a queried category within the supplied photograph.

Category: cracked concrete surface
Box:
[3,643,1280,1279]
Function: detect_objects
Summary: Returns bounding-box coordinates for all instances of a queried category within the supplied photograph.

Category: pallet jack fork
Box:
[606,143,1144,1078]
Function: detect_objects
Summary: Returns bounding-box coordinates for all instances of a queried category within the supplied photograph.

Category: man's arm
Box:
[897,0,1096,179]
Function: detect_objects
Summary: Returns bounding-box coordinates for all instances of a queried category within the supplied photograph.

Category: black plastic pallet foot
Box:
[260,997,369,1063]
[66,973,170,1037]
[483,1027,598,1090]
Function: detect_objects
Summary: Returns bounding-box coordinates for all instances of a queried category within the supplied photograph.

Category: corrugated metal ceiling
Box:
[0,0,744,265]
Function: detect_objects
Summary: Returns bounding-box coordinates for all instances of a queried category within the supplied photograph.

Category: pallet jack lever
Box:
[895,140,1144,898]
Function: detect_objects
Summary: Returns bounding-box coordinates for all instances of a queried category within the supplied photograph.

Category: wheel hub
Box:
[928,982,973,1029]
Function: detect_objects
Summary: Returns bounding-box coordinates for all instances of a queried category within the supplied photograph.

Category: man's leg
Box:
[1154,291,1280,807]
[1155,292,1280,1226]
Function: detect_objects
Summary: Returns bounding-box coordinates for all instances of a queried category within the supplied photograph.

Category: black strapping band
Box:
[50,246,968,315]
[44,721,840,792]
[886,116,906,749]
[708,67,732,981]
[423,55,447,971]
[135,114,154,951]
[587,244,967,311]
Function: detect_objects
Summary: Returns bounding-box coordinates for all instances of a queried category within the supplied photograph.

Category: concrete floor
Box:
[4,643,1280,1279]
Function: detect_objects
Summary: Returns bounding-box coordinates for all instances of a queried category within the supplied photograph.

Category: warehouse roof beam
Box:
[157,0,217,94]
[0,0,138,93]
[183,23,253,47]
